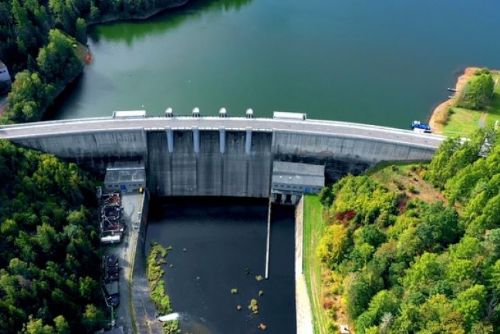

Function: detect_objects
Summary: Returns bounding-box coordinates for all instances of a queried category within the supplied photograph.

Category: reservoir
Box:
[146,198,296,334]
[49,0,500,128]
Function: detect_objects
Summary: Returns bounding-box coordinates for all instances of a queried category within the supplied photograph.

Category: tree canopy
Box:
[317,128,499,333]
[457,69,495,110]
[0,140,104,333]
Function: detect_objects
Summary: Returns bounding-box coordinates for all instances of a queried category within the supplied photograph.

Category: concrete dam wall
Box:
[0,117,444,197]
[147,130,272,197]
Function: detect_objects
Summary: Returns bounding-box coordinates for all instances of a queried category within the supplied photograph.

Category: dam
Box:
[0,112,444,197]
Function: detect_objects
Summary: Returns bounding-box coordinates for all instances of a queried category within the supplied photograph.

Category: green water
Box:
[49,0,500,128]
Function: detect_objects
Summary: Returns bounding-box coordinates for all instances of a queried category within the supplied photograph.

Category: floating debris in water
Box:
[255,275,264,282]
[182,248,187,252]
[258,323,267,331]
[169,264,174,268]
[230,288,238,295]
[195,276,200,280]
[258,290,264,296]
[248,299,259,314]
[236,305,242,311]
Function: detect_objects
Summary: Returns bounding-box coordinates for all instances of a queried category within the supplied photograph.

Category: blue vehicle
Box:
[411,120,431,133]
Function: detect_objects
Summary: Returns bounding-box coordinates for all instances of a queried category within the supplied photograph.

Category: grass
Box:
[443,107,483,136]
[146,243,180,334]
[303,194,330,334]
[370,163,446,204]
[443,71,500,137]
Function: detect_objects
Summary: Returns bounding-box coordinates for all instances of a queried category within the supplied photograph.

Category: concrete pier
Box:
[219,128,225,154]
[192,127,200,154]
[166,128,174,153]
[265,199,272,279]
[245,127,252,155]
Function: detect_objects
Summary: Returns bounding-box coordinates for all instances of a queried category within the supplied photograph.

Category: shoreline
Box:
[87,0,189,26]
[428,67,479,134]
[15,0,191,123]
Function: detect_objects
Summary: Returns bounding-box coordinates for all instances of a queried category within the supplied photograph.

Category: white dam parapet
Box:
[0,116,444,148]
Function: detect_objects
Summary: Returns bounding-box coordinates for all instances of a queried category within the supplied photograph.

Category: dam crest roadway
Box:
[0,111,444,198]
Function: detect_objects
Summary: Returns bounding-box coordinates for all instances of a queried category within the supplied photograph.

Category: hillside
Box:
[0,140,105,333]
[305,128,499,333]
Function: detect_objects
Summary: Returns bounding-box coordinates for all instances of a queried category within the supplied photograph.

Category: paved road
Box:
[105,193,162,334]
[0,117,444,149]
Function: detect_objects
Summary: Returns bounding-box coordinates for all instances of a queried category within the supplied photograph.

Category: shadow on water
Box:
[146,197,296,334]
[88,0,253,45]
[43,74,85,120]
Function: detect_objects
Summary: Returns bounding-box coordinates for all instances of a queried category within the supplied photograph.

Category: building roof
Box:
[104,162,145,184]
[272,161,325,187]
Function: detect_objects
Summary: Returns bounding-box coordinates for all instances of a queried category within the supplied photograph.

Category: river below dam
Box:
[145,198,296,334]
[47,0,500,128]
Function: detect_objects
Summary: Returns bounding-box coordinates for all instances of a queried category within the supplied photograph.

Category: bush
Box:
[434,107,450,126]
[147,243,173,314]
[317,224,351,267]
[408,185,419,194]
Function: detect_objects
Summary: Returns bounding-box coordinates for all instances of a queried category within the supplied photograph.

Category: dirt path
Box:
[429,67,479,133]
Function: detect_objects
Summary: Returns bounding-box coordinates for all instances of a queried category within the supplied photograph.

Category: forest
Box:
[317,128,499,333]
[0,0,184,123]
[0,139,105,333]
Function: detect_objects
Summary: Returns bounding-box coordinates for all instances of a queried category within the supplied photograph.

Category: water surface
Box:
[49,0,500,128]
[146,198,296,334]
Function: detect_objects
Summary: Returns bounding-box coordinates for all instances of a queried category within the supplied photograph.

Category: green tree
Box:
[89,1,100,21]
[37,29,82,85]
[75,17,87,43]
[81,304,105,332]
[345,270,383,320]
[23,316,54,334]
[457,71,495,110]
[6,70,54,122]
[356,290,399,334]
[53,315,70,334]
[399,294,465,333]
[453,285,487,331]
[317,224,350,267]
[404,252,441,281]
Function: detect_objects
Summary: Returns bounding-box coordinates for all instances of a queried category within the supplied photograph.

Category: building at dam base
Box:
[0,113,444,197]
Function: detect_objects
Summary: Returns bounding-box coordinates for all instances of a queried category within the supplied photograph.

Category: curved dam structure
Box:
[0,115,444,197]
